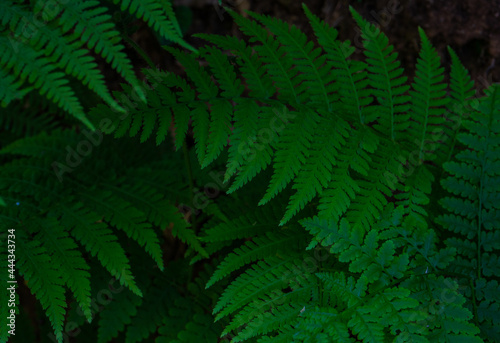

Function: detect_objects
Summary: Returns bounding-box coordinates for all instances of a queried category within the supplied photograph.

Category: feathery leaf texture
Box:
[89,5,465,232]
[82,7,496,339]
[437,83,500,342]
[0,131,201,342]
[1,4,498,342]
[0,0,192,128]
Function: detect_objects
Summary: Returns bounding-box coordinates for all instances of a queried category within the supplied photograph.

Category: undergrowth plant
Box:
[0,3,498,343]
[0,0,193,129]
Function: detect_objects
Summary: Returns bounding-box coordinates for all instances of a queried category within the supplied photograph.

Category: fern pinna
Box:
[1,3,499,343]
[0,0,193,129]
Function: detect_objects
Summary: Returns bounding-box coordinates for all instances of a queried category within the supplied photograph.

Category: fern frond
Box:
[351,7,411,138]
[35,217,93,321]
[17,233,67,343]
[202,204,278,244]
[213,256,295,319]
[303,4,371,124]
[259,107,320,206]
[206,228,308,288]
[97,286,142,343]
[63,202,142,297]
[437,83,500,341]
[439,46,475,164]
[87,70,174,145]
[1,0,193,130]
[200,46,244,99]
[124,277,172,343]
[79,189,164,271]
[230,302,303,342]
[229,9,302,103]
[281,114,349,225]
[408,28,450,162]
[1,2,126,113]
[195,33,275,100]
[402,275,482,342]
[156,262,226,342]
[113,0,194,52]
[58,0,148,102]
[249,11,336,109]
[224,98,261,181]
[157,298,222,343]
[226,105,279,193]
[438,84,500,277]
[221,270,313,340]
[475,279,500,341]
[0,94,58,147]
[301,215,408,285]
[0,68,31,106]
[345,139,400,233]
[315,126,362,225]
[87,7,424,229]
[168,203,208,258]
[294,306,352,343]
[0,35,92,128]
[199,46,242,167]
[165,46,218,164]
[394,164,433,231]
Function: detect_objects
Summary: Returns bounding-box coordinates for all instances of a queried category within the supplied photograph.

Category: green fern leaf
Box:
[304,4,371,124]
[114,0,194,52]
[1,2,126,114]
[280,114,349,225]
[206,228,308,288]
[97,288,142,343]
[36,217,93,322]
[229,9,301,103]
[0,68,31,106]
[79,189,164,271]
[437,83,500,342]
[0,35,93,129]
[58,1,147,103]
[408,28,450,162]
[351,7,411,138]
[249,11,336,109]
[195,33,274,100]
[439,46,475,164]
[259,107,320,206]
[17,234,67,343]
[63,202,142,297]
[226,106,278,193]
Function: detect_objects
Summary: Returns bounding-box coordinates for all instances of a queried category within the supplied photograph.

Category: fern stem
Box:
[121,34,157,70]
[469,278,480,328]
[182,140,197,230]
[477,171,483,282]
[475,90,496,282]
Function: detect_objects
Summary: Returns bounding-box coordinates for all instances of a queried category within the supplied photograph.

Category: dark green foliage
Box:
[0,132,202,342]
[437,84,500,342]
[81,4,497,341]
[0,3,498,343]
[0,0,193,129]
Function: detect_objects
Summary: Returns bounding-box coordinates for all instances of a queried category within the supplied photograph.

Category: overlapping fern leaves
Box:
[2,3,498,342]
[0,132,202,342]
[88,5,449,232]
[86,4,498,342]
[0,0,193,129]
[437,83,500,342]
